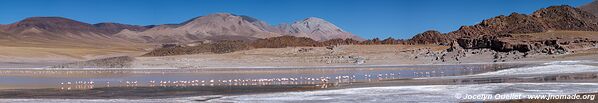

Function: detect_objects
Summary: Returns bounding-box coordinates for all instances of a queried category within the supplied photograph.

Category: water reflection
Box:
[0,63,531,99]
[0,64,527,90]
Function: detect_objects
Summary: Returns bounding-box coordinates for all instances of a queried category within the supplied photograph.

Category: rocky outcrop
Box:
[142,40,250,56]
[320,38,361,45]
[141,36,402,57]
[409,30,448,44]
[451,5,598,39]
[250,36,322,48]
[359,37,405,45]
[454,31,598,55]
[410,5,598,45]
[360,38,382,45]
[51,56,135,68]
[447,13,544,39]
[456,35,535,52]
[532,5,598,31]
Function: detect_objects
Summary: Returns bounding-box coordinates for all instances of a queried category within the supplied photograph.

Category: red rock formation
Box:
[321,38,361,45]
[410,5,598,45]
[250,36,322,48]
[409,30,448,44]
[360,38,382,45]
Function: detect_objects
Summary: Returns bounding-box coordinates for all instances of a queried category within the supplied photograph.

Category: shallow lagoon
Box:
[2,61,598,102]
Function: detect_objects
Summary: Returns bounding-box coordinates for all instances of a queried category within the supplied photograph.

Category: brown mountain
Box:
[0,24,5,32]
[0,17,151,64]
[115,13,363,43]
[114,13,281,43]
[410,5,598,44]
[0,17,139,47]
[0,30,12,40]
[3,17,108,34]
[580,0,598,16]
[408,30,448,44]
[276,17,364,41]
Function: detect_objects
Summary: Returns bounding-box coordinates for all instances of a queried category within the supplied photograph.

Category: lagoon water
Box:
[1,61,598,102]
[0,64,513,90]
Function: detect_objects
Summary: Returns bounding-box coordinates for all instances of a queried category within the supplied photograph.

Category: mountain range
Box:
[2,3,598,46]
[0,13,362,45]
[0,17,135,47]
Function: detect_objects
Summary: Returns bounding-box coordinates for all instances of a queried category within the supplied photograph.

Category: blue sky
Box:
[0,0,593,39]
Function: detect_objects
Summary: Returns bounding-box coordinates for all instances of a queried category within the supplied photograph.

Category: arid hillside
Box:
[0,17,150,67]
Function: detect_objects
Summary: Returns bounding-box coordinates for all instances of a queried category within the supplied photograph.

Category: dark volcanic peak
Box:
[0,17,140,44]
[411,5,598,44]
[19,17,81,23]
[7,17,101,33]
[93,22,149,34]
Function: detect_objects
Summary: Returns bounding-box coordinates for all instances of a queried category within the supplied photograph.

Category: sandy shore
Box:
[0,44,596,69]
[113,45,598,69]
